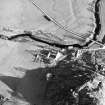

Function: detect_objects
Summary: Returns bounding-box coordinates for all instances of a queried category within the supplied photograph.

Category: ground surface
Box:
[0,0,105,105]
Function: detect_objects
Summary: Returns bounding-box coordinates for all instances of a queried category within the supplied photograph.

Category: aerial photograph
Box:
[0,0,105,105]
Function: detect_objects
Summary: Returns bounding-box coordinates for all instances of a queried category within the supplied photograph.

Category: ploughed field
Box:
[0,45,105,105]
